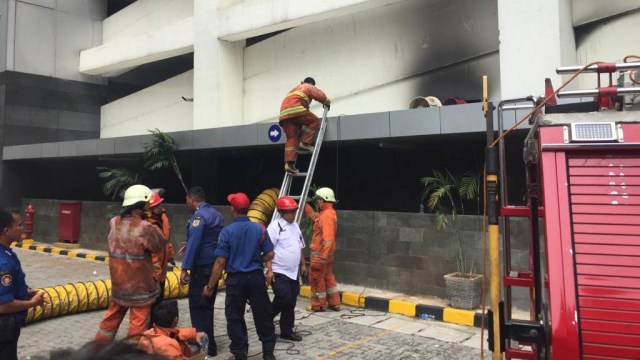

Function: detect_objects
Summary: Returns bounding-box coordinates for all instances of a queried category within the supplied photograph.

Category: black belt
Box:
[226,269,262,276]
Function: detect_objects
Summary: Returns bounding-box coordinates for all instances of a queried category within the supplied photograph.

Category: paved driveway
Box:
[15,248,489,359]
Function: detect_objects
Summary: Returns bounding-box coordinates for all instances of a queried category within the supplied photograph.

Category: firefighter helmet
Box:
[122,185,152,207]
[148,191,164,208]
[315,187,336,202]
[276,196,298,211]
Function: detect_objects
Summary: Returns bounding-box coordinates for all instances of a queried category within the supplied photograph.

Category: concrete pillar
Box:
[498,0,576,99]
[193,0,244,129]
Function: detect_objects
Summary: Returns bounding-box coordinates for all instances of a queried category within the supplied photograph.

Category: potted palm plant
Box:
[421,169,483,310]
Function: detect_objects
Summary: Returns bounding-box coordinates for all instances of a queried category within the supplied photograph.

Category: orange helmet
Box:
[148,191,164,207]
[276,196,298,211]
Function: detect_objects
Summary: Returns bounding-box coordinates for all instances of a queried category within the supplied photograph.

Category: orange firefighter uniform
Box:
[138,325,198,360]
[148,211,173,283]
[304,202,339,310]
[148,210,175,329]
[95,210,166,343]
[279,83,329,162]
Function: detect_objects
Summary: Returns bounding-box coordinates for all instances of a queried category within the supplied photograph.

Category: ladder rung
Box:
[296,150,312,155]
[292,172,308,177]
[289,195,301,200]
[504,271,534,288]
[505,348,537,360]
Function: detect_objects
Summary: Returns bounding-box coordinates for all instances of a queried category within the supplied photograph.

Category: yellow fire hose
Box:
[247,188,279,225]
[25,269,189,324]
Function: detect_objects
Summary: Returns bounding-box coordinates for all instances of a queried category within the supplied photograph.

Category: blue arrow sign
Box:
[268,124,282,143]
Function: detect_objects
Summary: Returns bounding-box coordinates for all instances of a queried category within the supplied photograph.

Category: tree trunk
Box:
[170,154,188,193]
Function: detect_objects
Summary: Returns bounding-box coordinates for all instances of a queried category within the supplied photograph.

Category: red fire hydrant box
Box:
[58,201,82,243]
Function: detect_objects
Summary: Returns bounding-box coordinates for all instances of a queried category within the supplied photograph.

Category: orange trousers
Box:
[280,112,319,162]
[95,300,151,343]
[309,257,340,310]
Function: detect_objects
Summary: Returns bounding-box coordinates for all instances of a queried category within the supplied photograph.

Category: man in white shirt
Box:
[267,196,307,341]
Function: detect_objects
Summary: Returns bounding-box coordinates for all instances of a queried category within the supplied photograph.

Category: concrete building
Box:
[1,0,639,209]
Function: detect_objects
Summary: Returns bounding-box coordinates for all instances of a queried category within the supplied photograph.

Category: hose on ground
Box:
[25,268,189,324]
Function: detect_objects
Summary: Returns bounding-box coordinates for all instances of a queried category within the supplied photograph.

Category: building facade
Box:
[1,0,639,209]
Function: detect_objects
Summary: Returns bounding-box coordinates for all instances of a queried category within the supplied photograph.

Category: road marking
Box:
[315,325,401,359]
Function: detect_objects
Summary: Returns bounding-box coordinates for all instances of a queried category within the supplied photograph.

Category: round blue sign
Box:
[268,124,282,143]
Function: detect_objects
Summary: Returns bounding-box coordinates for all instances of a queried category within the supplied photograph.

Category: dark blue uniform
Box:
[183,202,224,356]
[0,244,29,359]
[215,216,276,354]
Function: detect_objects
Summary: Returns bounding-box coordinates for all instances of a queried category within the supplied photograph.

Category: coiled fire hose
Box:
[247,188,279,225]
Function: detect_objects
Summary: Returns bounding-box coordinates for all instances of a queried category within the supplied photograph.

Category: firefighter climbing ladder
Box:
[274,106,330,224]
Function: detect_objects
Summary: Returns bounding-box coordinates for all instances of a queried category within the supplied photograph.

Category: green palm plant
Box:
[420,169,480,276]
[97,130,187,200]
[97,167,142,200]
[143,128,187,193]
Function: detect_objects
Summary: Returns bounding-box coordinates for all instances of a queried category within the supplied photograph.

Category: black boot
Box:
[262,341,276,360]
[230,346,248,360]
[284,162,299,174]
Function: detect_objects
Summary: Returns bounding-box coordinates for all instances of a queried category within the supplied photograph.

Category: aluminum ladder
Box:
[273,106,329,224]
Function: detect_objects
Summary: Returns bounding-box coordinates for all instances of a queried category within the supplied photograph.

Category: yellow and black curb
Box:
[14,241,485,328]
[11,242,110,264]
[299,286,486,329]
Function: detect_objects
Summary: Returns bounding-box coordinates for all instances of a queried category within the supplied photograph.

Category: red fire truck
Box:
[488,60,640,359]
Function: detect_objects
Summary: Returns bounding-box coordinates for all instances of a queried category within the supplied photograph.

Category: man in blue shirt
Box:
[203,193,277,360]
[0,209,46,359]
[180,186,224,357]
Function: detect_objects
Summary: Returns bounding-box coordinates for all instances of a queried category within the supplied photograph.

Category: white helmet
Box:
[315,187,336,202]
[122,184,152,207]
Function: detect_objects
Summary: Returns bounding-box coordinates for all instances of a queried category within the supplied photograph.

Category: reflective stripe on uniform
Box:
[280,105,308,117]
[284,146,297,151]
[96,328,115,339]
[311,291,326,299]
[288,90,310,102]
[326,287,339,294]
[112,288,160,301]
[322,240,332,246]
[109,252,149,260]
[310,251,335,258]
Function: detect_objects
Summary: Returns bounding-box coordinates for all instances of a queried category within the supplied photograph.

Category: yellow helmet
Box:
[315,187,336,202]
[122,184,152,207]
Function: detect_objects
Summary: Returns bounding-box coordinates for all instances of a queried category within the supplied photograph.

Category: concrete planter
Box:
[444,272,483,310]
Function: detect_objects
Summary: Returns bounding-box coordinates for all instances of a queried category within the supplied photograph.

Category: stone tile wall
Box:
[23,199,533,307]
